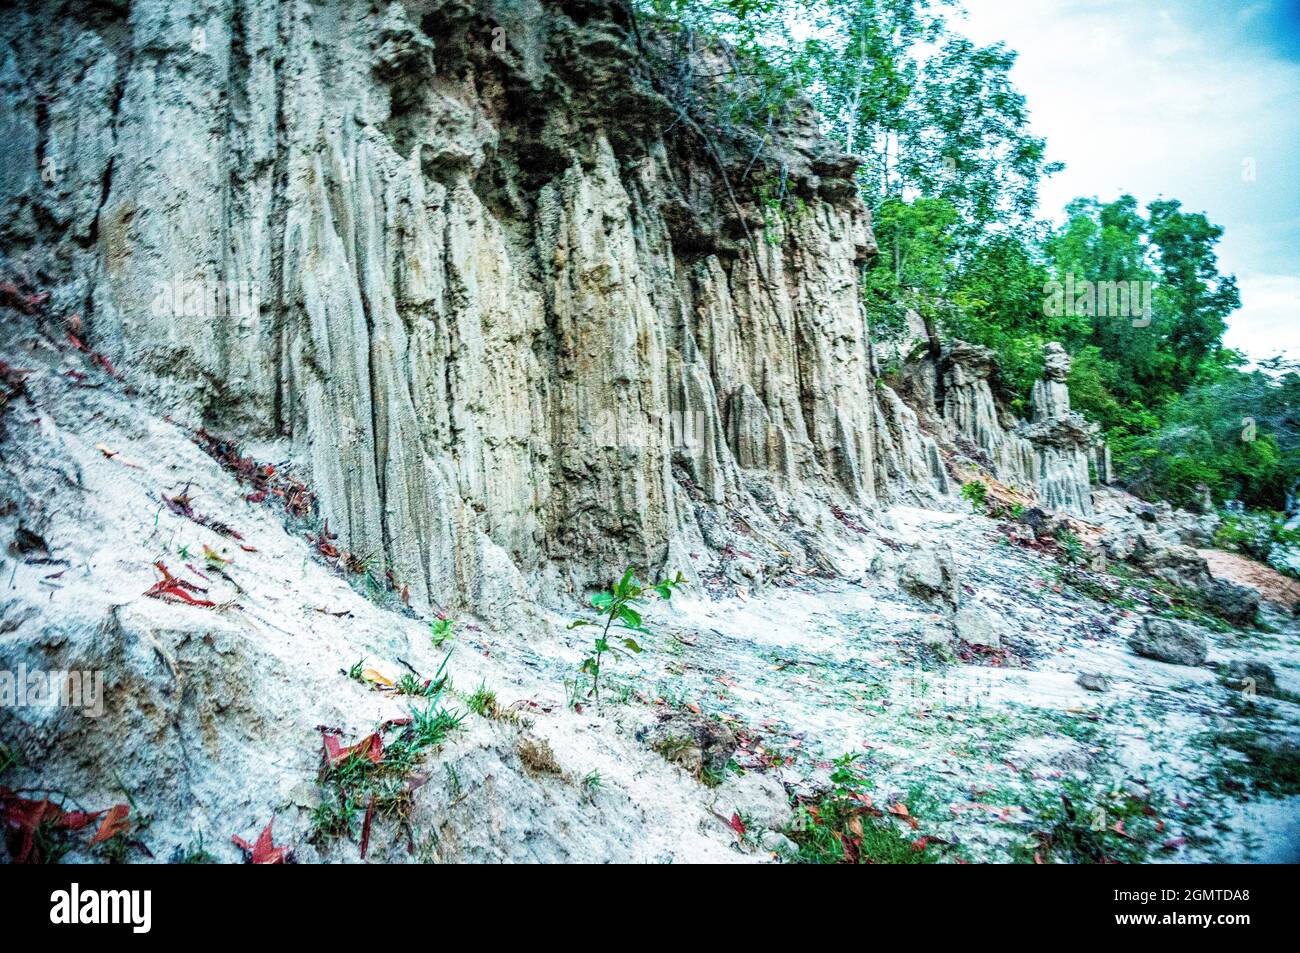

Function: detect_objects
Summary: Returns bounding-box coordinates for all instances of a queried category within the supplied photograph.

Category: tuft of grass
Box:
[786,754,940,864]
[1205,730,1300,798]
[395,673,432,697]
[1054,528,1085,565]
[465,681,498,719]
[1013,781,1167,864]
[311,685,465,848]
[174,833,218,864]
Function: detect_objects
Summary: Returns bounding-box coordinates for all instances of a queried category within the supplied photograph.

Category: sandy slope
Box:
[1199,549,1300,610]
[2,333,1297,863]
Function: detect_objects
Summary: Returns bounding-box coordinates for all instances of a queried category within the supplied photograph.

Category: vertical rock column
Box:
[1019,343,1098,516]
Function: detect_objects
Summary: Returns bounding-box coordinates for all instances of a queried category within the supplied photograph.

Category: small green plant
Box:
[583,770,603,791]
[405,703,465,753]
[174,833,218,864]
[465,681,498,718]
[1055,528,1085,565]
[430,617,456,647]
[562,678,583,712]
[568,568,685,706]
[0,742,19,776]
[960,480,988,513]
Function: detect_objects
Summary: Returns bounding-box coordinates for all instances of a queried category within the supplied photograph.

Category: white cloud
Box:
[953,0,1300,361]
[1227,273,1300,362]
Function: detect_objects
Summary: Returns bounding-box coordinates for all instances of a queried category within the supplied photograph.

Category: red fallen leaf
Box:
[729,813,746,837]
[360,796,376,860]
[90,351,121,379]
[377,717,413,732]
[90,804,130,845]
[232,819,290,864]
[66,331,88,351]
[144,562,217,608]
[0,790,58,863]
[842,834,860,863]
[887,802,919,829]
[911,836,930,852]
[58,808,107,832]
[1161,837,1187,852]
[1110,820,1131,839]
[321,729,384,767]
[240,544,258,552]
[0,282,33,312]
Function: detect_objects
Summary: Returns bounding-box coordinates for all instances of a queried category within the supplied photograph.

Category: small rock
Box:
[1221,660,1278,698]
[9,526,49,560]
[1203,580,1260,627]
[1077,672,1110,692]
[1127,617,1208,667]
[758,829,799,857]
[717,771,793,832]
[918,619,956,656]
[953,602,1003,649]
[640,711,737,780]
[899,544,961,611]
[1122,779,1151,799]
[1007,736,1090,775]
[0,598,38,635]
[288,780,322,811]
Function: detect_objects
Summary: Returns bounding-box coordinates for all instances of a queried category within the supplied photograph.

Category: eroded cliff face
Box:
[0,0,948,614]
[896,340,1107,517]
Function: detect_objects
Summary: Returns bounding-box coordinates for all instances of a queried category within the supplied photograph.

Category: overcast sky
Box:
[952,0,1300,363]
